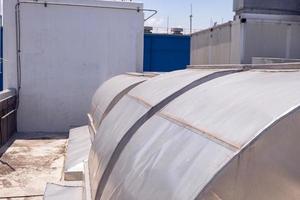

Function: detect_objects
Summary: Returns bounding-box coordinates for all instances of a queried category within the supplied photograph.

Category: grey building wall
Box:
[242,18,300,63]
[233,0,300,15]
[191,22,232,65]
[190,15,300,65]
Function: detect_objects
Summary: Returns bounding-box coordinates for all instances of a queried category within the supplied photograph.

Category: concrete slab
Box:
[64,126,91,181]
[44,182,83,200]
[0,132,68,199]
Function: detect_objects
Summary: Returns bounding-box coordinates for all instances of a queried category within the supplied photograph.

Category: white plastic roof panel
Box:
[160,70,300,149]
[89,74,150,134]
[100,115,235,200]
[197,108,300,200]
[128,69,224,106]
[88,69,237,200]
[88,70,300,200]
[85,68,300,200]
[90,72,160,116]
[89,96,149,199]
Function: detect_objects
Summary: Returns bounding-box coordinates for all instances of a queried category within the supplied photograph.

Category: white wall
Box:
[190,14,300,65]
[4,0,144,132]
[190,22,232,65]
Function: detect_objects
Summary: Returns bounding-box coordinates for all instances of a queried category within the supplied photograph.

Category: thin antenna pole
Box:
[167,16,169,34]
[190,4,193,34]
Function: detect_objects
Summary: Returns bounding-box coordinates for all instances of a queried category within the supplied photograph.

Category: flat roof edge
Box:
[188,62,300,70]
[191,21,232,36]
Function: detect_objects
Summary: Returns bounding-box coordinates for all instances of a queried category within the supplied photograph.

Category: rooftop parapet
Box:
[188,62,300,70]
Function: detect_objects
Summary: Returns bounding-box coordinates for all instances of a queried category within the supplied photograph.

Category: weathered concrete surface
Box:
[0,132,68,200]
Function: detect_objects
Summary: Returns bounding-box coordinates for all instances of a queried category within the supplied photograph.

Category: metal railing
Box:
[0,89,17,147]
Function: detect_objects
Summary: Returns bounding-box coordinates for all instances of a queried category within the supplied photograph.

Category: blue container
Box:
[144,33,190,72]
[0,27,3,91]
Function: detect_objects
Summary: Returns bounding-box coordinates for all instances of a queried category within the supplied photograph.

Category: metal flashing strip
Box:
[126,72,160,78]
[95,69,245,199]
[195,104,300,200]
[191,21,233,36]
[87,114,96,134]
[16,1,157,21]
[157,112,240,151]
[239,13,300,22]
[126,93,153,108]
[188,62,300,70]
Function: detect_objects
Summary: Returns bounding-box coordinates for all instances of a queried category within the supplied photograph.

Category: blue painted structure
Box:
[0,27,3,91]
[144,33,190,72]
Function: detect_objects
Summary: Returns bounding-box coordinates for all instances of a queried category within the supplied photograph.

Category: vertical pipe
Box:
[190,4,193,34]
[285,24,292,59]
[15,1,21,109]
[167,16,169,34]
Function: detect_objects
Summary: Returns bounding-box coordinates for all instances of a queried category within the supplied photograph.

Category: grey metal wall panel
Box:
[191,17,300,65]
[243,20,300,64]
[191,31,210,65]
[230,21,242,64]
[233,0,300,15]
[243,21,287,64]
[191,23,232,65]
[290,24,300,58]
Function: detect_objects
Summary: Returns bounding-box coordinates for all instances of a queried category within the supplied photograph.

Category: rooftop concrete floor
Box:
[0,132,68,200]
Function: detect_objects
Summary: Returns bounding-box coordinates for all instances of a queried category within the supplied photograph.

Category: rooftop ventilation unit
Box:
[171,28,183,35]
[144,26,153,33]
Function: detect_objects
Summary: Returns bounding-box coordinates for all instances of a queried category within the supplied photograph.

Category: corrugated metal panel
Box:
[243,20,300,64]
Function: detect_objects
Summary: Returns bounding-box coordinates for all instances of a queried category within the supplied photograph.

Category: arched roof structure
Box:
[87,67,300,200]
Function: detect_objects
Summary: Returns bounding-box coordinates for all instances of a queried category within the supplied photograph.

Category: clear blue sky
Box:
[141,0,234,32]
